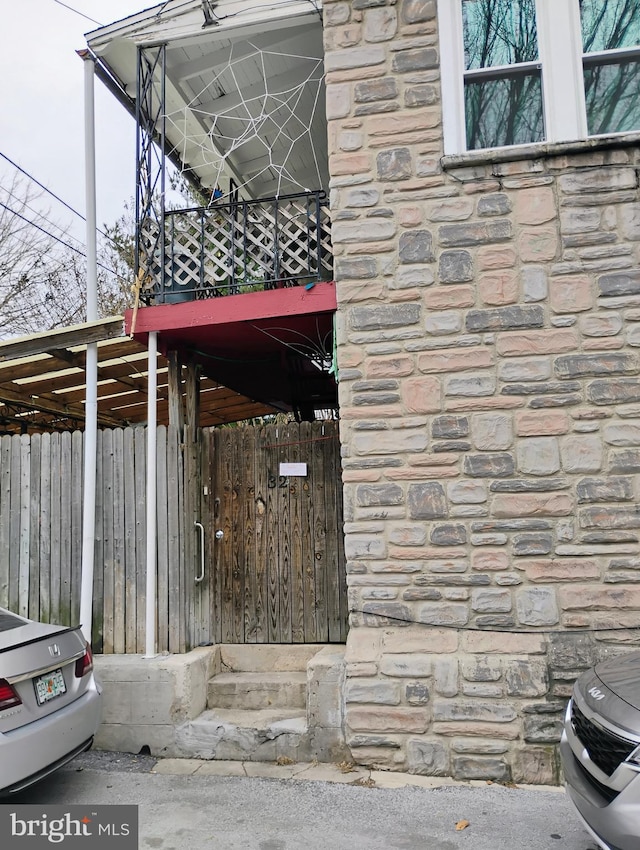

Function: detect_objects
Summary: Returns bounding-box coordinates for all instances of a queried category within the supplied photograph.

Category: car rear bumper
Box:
[0,679,102,794]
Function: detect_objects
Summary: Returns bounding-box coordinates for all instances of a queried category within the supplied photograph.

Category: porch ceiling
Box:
[86,0,327,200]
[0,319,277,435]
[127,282,337,417]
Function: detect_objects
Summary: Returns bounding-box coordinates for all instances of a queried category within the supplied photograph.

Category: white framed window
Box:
[438,0,640,155]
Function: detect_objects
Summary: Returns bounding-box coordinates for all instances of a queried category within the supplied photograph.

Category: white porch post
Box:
[145,331,158,657]
[79,51,99,643]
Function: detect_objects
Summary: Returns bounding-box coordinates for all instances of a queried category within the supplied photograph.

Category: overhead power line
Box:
[0,150,123,250]
[50,0,103,26]
[0,200,120,278]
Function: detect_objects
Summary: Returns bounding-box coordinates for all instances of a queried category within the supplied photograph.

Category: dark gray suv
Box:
[561,651,640,850]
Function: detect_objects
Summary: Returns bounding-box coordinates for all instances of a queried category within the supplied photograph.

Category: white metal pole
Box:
[145,331,158,657]
[80,52,99,643]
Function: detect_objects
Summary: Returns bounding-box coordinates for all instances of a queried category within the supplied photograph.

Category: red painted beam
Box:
[125,281,337,341]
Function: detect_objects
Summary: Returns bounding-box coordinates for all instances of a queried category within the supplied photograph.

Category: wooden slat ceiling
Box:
[0,319,276,435]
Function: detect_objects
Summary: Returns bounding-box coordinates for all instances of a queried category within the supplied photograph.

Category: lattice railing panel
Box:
[141,191,332,303]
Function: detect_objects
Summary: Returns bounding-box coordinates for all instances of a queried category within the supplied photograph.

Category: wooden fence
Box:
[0,426,186,654]
[0,422,346,653]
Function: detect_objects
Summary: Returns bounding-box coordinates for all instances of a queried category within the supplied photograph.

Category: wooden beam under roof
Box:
[0,317,124,362]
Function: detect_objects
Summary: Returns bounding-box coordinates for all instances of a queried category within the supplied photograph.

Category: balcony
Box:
[142,190,333,305]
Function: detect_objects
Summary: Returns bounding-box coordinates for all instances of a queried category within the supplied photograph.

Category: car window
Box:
[0,610,26,632]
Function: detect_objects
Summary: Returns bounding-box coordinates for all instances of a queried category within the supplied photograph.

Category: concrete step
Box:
[219,644,328,673]
[207,671,307,711]
[175,708,310,762]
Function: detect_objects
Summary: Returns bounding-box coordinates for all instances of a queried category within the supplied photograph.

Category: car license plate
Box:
[34,669,66,705]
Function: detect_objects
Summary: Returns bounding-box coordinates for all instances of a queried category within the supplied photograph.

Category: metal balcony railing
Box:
[139,190,333,305]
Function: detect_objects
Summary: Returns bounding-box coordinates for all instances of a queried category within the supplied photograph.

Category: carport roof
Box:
[0,317,276,434]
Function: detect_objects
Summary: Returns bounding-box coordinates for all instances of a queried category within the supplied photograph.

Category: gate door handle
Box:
[195,521,205,583]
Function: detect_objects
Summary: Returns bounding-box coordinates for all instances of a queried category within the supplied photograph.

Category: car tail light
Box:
[75,643,94,678]
[0,679,22,710]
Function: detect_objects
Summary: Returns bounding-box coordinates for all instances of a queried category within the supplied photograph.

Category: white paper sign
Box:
[279,462,307,477]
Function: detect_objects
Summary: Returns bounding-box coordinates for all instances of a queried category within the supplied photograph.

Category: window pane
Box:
[465,72,544,149]
[462,0,539,70]
[584,59,640,133]
[580,0,640,52]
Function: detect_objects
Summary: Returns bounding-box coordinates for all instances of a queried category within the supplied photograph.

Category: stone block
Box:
[351,303,421,330]
[504,659,549,697]
[492,493,573,518]
[478,193,511,217]
[399,229,434,263]
[496,329,578,356]
[402,376,442,413]
[445,374,496,397]
[514,187,556,225]
[555,353,638,378]
[391,48,439,73]
[517,226,558,262]
[453,756,510,781]
[522,266,548,302]
[588,378,640,404]
[516,587,559,626]
[460,656,502,682]
[580,315,623,337]
[434,658,459,696]
[513,534,553,556]
[433,414,469,438]
[472,414,513,451]
[345,679,401,705]
[346,706,429,733]
[604,423,640,447]
[448,480,487,504]
[577,477,634,503]
[356,483,404,506]
[377,147,412,181]
[425,311,462,335]
[479,270,518,306]
[325,44,386,72]
[438,250,474,283]
[406,739,449,776]
[513,747,558,785]
[401,0,436,23]
[471,589,512,613]
[439,220,512,247]
[363,8,398,42]
[405,84,438,107]
[463,453,515,478]
[407,481,447,519]
[550,274,593,313]
[430,524,467,546]
[466,305,544,332]
[433,701,516,723]
[336,257,377,279]
[523,715,563,744]
[416,603,469,627]
[379,653,433,677]
[560,436,603,473]
[333,219,395,243]
[345,534,387,559]
[598,269,640,297]
[406,682,431,705]
[517,437,560,476]
[548,632,597,669]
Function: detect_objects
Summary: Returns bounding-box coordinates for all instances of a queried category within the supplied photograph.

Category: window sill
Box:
[441,132,640,173]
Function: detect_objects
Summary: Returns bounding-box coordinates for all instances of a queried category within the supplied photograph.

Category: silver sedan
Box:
[0,606,102,794]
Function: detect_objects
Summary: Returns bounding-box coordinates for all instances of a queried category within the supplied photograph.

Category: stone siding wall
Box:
[325,0,640,782]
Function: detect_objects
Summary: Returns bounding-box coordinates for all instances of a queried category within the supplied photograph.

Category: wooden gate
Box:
[199,421,347,644]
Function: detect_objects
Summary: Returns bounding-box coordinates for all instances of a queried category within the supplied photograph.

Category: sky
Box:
[0,0,152,243]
